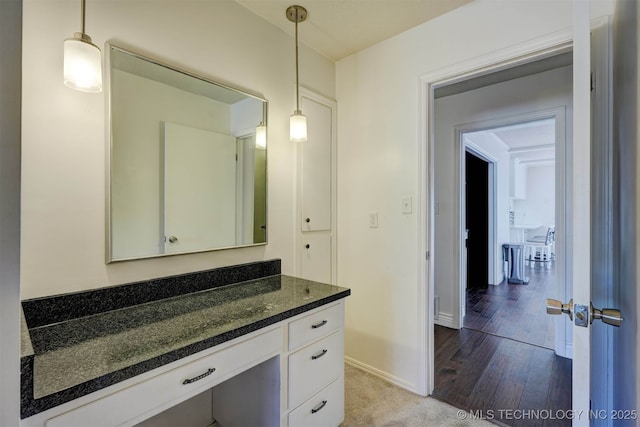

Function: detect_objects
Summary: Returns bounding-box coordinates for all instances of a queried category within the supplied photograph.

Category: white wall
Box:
[336,0,612,393]
[21,0,335,299]
[514,165,556,227]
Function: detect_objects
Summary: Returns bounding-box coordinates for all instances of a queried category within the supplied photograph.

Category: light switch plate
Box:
[369,212,378,228]
[402,196,412,214]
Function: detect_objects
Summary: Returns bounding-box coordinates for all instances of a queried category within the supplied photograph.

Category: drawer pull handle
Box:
[311,400,328,414]
[311,320,328,329]
[182,368,215,385]
[311,349,328,360]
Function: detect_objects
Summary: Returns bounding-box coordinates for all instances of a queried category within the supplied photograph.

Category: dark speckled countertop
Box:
[20,274,350,418]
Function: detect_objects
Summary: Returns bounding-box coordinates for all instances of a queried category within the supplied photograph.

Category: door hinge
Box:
[426,251,430,261]
[591,71,595,92]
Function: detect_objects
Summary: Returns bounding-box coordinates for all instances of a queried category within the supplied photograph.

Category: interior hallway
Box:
[433,265,571,426]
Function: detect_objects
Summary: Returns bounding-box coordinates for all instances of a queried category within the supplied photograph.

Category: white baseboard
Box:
[434,312,455,329]
[344,356,418,395]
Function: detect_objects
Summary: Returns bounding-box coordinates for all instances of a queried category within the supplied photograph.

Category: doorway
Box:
[419,13,616,426]
[464,150,490,291]
[460,117,560,350]
[430,55,572,425]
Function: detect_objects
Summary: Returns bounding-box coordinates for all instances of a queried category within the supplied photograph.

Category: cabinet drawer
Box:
[288,330,343,409]
[46,327,282,427]
[288,377,344,427]
[288,302,343,351]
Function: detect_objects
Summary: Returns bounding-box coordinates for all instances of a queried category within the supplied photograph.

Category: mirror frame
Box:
[105,43,268,263]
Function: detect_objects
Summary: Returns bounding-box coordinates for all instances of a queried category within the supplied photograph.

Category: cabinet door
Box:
[300,234,332,284]
[300,96,332,232]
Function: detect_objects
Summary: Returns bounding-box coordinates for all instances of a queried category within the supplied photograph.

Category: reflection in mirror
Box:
[107,45,267,262]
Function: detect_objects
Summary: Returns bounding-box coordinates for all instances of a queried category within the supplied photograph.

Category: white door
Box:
[163,122,237,253]
[569,1,592,421]
[561,2,622,424]
[300,96,332,232]
[300,234,332,284]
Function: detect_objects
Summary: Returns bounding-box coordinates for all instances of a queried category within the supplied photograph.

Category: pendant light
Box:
[287,5,307,143]
[256,121,267,149]
[64,0,102,93]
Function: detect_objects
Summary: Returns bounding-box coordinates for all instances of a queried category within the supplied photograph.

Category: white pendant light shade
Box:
[290,111,307,143]
[64,34,102,93]
[256,122,267,149]
[287,5,308,143]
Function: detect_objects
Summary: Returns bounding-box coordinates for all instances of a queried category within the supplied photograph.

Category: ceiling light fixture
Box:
[286,5,307,143]
[63,0,103,93]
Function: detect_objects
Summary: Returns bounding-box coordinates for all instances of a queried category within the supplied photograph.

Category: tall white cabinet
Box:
[297,89,337,284]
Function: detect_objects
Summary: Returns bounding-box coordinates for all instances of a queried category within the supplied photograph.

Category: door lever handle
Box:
[591,303,623,327]
[547,298,622,327]
[546,298,573,321]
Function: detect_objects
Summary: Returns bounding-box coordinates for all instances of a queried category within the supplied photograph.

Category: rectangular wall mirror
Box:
[107,44,268,262]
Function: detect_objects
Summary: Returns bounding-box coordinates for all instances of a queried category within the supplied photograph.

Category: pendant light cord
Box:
[294,10,300,112]
[80,0,86,34]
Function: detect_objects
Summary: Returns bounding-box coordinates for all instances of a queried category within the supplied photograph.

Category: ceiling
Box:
[492,119,555,151]
[234,0,474,61]
[466,119,556,166]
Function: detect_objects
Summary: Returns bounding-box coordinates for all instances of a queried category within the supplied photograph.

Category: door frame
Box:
[453,108,568,350]
[418,30,574,395]
[418,10,613,406]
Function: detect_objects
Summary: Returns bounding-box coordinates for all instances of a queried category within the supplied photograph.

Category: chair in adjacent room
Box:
[524,226,555,268]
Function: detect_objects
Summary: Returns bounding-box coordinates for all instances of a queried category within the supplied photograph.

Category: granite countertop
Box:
[21,274,350,417]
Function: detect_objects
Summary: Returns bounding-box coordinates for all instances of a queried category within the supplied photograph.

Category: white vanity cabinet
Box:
[22,300,347,427]
[43,327,282,427]
[286,303,344,427]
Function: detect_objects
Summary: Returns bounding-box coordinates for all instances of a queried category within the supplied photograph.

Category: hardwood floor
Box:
[433,265,572,426]
[464,264,556,349]
[433,326,571,426]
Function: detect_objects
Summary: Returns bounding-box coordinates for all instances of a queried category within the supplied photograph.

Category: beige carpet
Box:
[342,363,494,426]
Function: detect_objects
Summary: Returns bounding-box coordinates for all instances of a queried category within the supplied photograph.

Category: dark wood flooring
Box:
[433,265,572,426]
[465,264,556,349]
